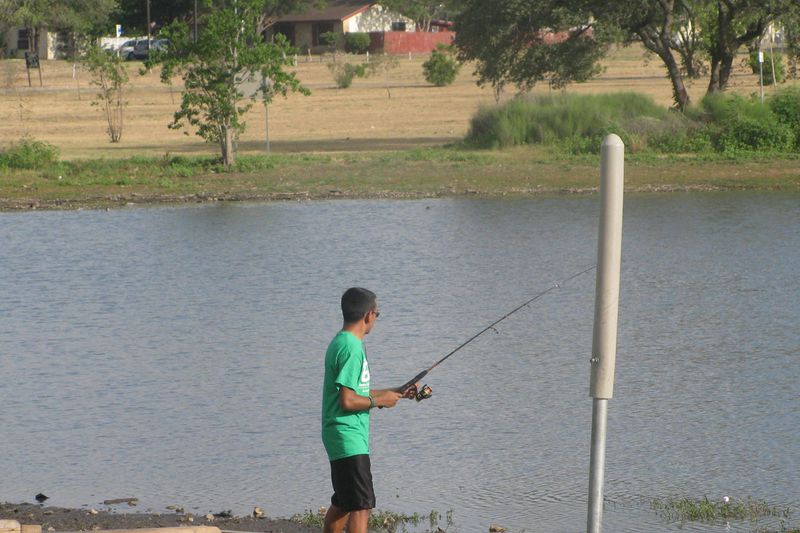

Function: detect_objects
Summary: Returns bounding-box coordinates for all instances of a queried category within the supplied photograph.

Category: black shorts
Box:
[329,454,376,511]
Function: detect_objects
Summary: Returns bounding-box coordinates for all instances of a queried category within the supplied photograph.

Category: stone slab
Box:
[0,520,21,533]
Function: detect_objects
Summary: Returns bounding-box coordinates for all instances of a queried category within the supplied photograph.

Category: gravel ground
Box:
[0,502,316,533]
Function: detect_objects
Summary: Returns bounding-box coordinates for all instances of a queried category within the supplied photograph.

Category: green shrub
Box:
[327,61,368,88]
[699,92,795,152]
[422,44,460,87]
[748,50,785,85]
[768,85,800,148]
[0,137,60,169]
[716,116,794,152]
[649,128,714,153]
[344,32,371,54]
[320,31,342,48]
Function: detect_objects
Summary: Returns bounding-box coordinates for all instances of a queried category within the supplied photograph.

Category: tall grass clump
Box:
[466,91,800,155]
[466,92,671,152]
[0,137,60,170]
[696,92,795,153]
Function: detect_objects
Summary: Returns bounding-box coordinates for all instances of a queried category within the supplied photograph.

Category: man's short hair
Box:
[341,287,376,323]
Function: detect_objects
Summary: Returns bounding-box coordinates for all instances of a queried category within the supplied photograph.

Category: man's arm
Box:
[340,386,402,411]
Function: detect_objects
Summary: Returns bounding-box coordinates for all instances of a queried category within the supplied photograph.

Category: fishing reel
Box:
[416,384,433,401]
[407,384,432,402]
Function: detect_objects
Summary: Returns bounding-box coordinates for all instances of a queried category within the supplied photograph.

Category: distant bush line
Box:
[466,88,800,155]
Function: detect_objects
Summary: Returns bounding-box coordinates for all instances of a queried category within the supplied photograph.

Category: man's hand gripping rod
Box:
[399,264,597,402]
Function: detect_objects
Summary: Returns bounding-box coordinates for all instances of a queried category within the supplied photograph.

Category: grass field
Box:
[0,44,790,159]
[1,45,799,210]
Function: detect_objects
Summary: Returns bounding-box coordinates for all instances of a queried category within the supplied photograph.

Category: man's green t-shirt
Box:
[321,330,371,461]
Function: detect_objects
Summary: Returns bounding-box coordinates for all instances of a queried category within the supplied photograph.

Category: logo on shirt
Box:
[359,359,370,392]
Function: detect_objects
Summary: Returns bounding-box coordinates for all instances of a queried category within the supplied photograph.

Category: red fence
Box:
[368,31,455,54]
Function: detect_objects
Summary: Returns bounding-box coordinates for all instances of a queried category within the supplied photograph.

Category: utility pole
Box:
[194,0,199,43]
[146,0,151,54]
[587,134,624,533]
[262,74,272,153]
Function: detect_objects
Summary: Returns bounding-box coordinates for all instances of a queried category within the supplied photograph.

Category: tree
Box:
[0,0,50,55]
[600,1,697,110]
[113,0,320,36]
[454,0,611,94]
[380,0,460,31]
[671,0,709,79]
[114,0,196,35]
[702,0,773,93]
[422,43,460,86]
[83,44,129,142]
[154,0,309,167]
[0,0,116,56]
[366,53,399,98]
[783,10,800,79]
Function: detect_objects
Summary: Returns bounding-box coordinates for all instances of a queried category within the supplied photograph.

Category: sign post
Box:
[24,52,42,87]
[587,134,624,533]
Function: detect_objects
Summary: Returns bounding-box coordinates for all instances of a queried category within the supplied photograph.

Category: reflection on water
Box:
[1,194,798,532]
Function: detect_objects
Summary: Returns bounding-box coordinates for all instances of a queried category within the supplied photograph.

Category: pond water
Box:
[1,194,798,533]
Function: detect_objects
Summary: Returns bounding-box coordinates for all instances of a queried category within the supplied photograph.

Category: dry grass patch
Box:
[0,45,778,160]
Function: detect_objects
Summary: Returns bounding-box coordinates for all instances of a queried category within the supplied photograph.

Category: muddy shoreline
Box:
[0,182,781,213]
[0,503,316,533]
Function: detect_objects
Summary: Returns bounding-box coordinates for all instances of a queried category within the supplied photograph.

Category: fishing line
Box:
[401,263,597,396]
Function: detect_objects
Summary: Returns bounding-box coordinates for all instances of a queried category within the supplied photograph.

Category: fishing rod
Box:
[401,263,597,402]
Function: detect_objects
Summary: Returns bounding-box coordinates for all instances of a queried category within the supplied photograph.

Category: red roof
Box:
[274,1,373,23]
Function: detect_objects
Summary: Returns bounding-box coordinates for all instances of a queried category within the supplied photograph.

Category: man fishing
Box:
[321,287,417,533]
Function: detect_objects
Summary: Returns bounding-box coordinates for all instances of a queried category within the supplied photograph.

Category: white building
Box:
[2,27,65,59]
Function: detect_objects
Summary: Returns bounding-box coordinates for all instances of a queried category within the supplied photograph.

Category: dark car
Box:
[118,39,139,59]
[131,39,169,60]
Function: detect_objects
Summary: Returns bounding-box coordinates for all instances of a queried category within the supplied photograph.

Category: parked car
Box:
[118,39,139,59]
[130,39,169,60]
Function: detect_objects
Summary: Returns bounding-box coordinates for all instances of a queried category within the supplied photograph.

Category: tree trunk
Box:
[222,123,235,167]
[706,1,768,94]
[658,48,690,111]
[707,2,729,93]
[718,53,735,90]
[635,3,690,112]
[707,57,722,93]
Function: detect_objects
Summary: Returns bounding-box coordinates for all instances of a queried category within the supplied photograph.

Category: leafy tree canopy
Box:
[0,0,116,37]
[380,0,460,31]
[113,0,321,35]
[454,0,614,93]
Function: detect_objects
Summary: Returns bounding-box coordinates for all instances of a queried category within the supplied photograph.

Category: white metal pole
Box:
[759,49,764,103]
[587,399,608,532]
[587,134,624,533]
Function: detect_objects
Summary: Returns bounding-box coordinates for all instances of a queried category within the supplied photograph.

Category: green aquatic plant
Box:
[651,495,791,525]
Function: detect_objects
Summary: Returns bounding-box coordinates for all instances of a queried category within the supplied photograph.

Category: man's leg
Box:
[346,509,370,533]
[323,504,349,533]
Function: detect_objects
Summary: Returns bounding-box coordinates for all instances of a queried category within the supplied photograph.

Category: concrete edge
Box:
[52,528,222,533]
